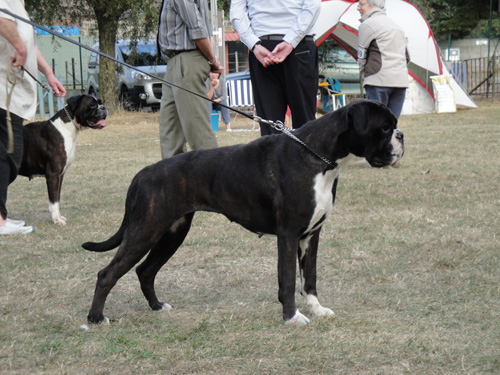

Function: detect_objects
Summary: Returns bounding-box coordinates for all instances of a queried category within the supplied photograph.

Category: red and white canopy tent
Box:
[315,0,476,114]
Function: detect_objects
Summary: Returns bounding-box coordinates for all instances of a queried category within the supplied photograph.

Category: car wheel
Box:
[119,87,135,111]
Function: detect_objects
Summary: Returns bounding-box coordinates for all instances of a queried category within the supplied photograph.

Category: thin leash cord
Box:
[0,8,334,167]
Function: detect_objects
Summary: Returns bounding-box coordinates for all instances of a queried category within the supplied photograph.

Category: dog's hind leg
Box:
[136,213,195,311]
[298,230,335,318]
[87,237,155,324]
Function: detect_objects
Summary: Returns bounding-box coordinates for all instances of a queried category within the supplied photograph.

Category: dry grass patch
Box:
[1,101,499,374]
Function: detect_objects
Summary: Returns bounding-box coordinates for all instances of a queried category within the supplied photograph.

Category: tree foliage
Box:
[26,0,161,113]
[217,0,500,39]
[411,0,499,39]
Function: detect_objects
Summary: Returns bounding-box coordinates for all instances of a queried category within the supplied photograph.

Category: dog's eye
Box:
[382,125,393,134]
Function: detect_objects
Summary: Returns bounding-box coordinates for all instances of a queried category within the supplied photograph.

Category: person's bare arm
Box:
[0,17,27,67]
[36,46,66,97]
[194,37,224,74]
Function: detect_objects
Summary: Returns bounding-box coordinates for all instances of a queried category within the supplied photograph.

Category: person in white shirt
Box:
[230,0,321,136]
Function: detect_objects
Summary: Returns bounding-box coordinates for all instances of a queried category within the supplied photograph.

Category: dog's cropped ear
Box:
[66,95,81,112]
[344,100,397,136]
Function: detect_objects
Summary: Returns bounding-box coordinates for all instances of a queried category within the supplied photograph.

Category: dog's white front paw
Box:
[306,295,335,317]
[49,203,66,225]
[310,305,335,317]
[53,215,67,226]
[285,310,311,325]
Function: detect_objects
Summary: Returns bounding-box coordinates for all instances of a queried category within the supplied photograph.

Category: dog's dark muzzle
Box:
[87,107,108,129]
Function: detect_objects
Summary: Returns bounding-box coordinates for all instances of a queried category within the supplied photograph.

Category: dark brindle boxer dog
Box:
[19,95,107,225]
[83,100,404,325]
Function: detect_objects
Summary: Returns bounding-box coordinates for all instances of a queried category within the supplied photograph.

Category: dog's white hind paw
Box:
[150,302,173,312]
[159,302,173,311]
[285,310,310,325]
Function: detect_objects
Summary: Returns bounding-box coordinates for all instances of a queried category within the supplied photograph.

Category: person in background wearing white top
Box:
[357,0,410,118]
[230,0,321,136]
[0,0,66,235]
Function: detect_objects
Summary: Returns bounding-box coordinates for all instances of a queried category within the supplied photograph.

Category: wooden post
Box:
[72,58,76,89]
[492,54,496,98]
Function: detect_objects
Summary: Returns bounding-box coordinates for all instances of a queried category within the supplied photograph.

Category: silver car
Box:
[87,40,167,110]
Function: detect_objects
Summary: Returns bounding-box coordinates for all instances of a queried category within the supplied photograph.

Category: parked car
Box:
[87,40,167,110]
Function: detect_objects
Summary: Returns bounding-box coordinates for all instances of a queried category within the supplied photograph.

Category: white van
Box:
[87,40,167,110]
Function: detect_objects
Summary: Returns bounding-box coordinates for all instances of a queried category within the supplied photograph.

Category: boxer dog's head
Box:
[340,100,405,168]
[66,95,108,129]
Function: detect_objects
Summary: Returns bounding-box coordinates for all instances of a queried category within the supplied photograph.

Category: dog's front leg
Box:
[299,230,335,318]
[277,235,310,325]
[46,173,66,225]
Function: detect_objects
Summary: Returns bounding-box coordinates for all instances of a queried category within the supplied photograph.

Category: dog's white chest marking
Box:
[299,154,364,258]
[51,118,78,174]
[305,168,340,235]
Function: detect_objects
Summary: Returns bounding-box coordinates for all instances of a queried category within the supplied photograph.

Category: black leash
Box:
[0,8,335,167]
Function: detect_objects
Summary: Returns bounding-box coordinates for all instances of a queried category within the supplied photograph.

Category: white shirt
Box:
[0,0,38,120]
[230,0,321,50]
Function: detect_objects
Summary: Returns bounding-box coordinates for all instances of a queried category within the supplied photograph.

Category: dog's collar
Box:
[63,106,80,130]
[257,117,335,167]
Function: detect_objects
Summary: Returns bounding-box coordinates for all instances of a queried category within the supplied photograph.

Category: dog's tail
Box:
[82,214,128,252]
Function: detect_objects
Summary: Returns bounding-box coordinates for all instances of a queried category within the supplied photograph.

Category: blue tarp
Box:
[36,26,79,36]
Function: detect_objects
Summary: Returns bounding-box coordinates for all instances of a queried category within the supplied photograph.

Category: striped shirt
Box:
[158,0,212,52]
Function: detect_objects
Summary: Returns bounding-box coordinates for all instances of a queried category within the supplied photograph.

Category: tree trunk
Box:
[96,15,120,114]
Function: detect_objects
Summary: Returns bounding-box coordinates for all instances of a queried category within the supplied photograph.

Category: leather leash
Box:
[0,7,334,167]
[5,59,17,153]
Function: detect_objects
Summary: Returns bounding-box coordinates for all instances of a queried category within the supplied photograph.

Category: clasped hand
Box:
[254,42,294,68]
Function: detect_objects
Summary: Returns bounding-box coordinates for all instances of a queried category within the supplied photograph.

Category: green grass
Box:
[1,101,499,374]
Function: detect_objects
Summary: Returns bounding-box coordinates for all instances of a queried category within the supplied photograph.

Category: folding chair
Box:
[319,77,345,112]
[226,79,259,131]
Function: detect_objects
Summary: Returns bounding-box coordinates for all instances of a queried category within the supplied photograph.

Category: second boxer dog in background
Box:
[19,95,107,225]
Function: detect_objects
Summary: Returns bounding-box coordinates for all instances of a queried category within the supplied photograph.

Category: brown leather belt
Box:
[164,49,196,59]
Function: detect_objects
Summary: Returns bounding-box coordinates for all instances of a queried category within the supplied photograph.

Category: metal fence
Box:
[451,55,499,97]
[35,35,97,117]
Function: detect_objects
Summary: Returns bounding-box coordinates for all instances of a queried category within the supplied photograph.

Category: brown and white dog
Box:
[19,95,107,225]
[83,100,404,325]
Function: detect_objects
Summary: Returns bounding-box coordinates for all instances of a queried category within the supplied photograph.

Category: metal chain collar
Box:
[255,116,335,167]
[63,106,79,130]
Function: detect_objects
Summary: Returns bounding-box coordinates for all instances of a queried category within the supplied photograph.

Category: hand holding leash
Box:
[45,74,66,97]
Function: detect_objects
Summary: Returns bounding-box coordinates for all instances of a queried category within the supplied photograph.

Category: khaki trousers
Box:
[159,50,218,159]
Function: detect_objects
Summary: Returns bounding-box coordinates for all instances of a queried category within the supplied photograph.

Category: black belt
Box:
[164,49,196,59]
[260,34,314,42]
